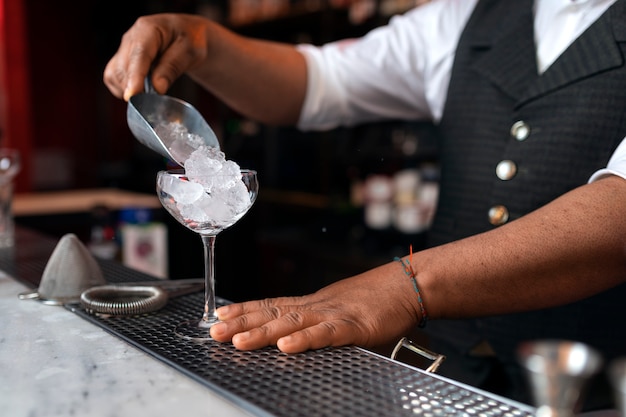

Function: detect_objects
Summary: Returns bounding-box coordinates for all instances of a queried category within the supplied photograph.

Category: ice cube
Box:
[210,182,250,216]
[154,121,187,140]
[198,193,233,224]
[169,138,197,165]
[179,194,211,223]
[186,132,206,149]
[155,121,210,164]
[225,181,251,213]
[169,132,252,227]
[186,154,223,179]
[220,160,242,177]
[161,175,204,205]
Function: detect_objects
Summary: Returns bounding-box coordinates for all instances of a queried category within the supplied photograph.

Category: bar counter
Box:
[0,268,252,417]
[1,228,536,417]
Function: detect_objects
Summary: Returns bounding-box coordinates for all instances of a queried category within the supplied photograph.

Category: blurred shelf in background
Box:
[14,188,160,217]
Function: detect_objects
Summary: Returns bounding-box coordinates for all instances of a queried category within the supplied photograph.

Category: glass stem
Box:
[201,234,218,324]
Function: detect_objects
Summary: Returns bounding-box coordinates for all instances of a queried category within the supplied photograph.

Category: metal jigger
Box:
[518,340,603,417]
[610,358,626,417]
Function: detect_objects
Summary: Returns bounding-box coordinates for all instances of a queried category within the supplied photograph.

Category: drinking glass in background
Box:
[610,358,626,417]
[0,149,21,248]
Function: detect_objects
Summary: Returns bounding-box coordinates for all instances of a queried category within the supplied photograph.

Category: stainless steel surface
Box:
[127,78,220,166]
[68,290,535,417]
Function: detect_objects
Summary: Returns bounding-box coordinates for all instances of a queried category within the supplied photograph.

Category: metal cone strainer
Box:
[18,233,106,305]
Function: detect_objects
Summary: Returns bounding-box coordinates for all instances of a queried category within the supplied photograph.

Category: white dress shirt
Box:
[296,0,624,182]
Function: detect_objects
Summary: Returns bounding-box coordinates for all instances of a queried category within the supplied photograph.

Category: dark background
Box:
[7,0,439,303]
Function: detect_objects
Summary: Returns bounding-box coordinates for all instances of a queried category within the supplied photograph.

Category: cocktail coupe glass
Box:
[157,169,258,341]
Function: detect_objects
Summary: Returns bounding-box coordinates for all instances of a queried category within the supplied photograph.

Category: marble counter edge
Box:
[0,273,254,417]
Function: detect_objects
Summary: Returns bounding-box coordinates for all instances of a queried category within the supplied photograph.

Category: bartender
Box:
[104,0,626,408]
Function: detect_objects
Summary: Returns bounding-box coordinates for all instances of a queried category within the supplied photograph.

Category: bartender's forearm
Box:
[211,175,626,353]
[189,24,307,126]
[416,174,626,320]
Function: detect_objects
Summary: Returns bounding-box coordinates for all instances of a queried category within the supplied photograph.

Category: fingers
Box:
[215,297,299,320]
[103,24,159,101]
[276,321,357,353]
[149,34,203,93]
[211,310,359,353]
[210,297,366,353]
[103,14,206,101]
[210,298,305,345]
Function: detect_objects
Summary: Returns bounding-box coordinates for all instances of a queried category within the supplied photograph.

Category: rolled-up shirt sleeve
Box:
[296,0,476,131]
[589,137,626,182]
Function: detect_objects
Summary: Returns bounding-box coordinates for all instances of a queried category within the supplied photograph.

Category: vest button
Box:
[496,160,517,180]
[511,121,530,141]
[488,205,509,226]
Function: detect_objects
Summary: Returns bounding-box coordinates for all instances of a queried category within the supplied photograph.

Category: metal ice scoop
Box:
[126,77,220,166]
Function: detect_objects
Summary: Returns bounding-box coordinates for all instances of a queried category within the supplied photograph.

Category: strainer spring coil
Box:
[80,285,168,316]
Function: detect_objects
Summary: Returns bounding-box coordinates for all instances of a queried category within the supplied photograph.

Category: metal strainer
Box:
[18,233,106,305]
[80,285,168,316]
[79,278,203,316]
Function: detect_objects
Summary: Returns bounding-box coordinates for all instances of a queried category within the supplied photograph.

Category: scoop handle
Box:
[144,76,156,94]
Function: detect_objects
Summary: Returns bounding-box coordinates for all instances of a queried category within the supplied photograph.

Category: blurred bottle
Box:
[119,207,168,279]
[88,205,119,260]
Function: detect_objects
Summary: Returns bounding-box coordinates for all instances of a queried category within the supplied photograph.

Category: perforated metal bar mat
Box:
[6,228,535,417]
[68,292,533,417]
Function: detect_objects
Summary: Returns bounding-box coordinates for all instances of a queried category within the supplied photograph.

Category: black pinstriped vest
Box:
[428,0,626,373]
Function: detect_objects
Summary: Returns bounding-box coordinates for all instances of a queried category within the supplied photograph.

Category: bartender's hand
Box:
[103,13,306,124]
[210,262,422,353]
[104,14,213,101]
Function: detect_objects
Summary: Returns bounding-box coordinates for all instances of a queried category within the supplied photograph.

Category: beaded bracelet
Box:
[394,245,428,328]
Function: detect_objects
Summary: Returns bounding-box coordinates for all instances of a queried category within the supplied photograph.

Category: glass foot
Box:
[174,318,218,341]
